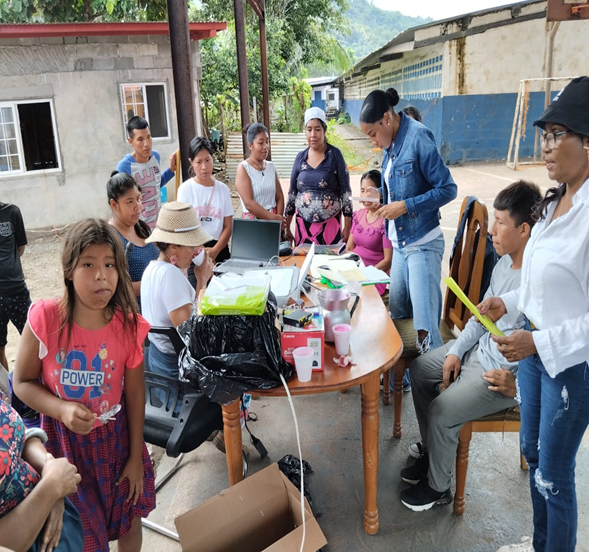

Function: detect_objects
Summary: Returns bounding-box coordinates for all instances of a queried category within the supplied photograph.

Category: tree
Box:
[0,0,168,22]
[190,0,349,68]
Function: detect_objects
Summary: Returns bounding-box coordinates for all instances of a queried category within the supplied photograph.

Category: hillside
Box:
[338,0,431,62]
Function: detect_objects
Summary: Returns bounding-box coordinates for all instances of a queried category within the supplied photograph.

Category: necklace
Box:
[249,158,266,176]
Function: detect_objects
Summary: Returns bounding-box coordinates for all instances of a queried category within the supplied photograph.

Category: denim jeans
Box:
[518,344,589,552]
[389,234,445,352]
[144,342,183,414]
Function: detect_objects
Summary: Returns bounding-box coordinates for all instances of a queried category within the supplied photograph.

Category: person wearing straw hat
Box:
[479,77,589,552]
[141,202,213,394]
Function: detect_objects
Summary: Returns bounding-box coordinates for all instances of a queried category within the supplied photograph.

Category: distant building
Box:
[307,76,341,118]
[334,0,588,164]
[0,22,225,228]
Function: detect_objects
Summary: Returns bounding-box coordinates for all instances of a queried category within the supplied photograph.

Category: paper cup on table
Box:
[292,347,314,382]
[332,324,352,356]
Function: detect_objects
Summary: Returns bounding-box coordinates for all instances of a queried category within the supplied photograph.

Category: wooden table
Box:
[220,275,403,535]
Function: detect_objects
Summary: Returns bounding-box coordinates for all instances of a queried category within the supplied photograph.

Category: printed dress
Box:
[28,299,155,552]
[285,144,353,245]
[0,400,39,517]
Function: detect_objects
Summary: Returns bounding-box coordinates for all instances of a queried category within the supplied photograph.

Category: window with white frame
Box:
[120,83,170,139]
[0,100,60,174]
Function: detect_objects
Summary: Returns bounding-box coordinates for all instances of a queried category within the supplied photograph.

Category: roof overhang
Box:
[0,22,227,41]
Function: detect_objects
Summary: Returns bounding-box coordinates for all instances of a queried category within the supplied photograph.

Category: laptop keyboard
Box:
[222,260,263,269]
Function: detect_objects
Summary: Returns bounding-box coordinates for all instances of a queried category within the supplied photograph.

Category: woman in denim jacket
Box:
[360,88,457,357]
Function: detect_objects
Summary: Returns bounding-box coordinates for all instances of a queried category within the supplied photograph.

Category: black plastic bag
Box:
[277,454,315,513]
[178,292,293,405]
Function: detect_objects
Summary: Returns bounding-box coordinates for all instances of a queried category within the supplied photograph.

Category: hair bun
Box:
[110,170,119,178]
[386,88,399,107]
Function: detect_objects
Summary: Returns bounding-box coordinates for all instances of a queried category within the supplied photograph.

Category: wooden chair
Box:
[454,407,525,514]
[382,196,490,438]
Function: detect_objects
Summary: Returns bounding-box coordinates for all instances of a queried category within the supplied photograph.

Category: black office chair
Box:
[142,327,248,540]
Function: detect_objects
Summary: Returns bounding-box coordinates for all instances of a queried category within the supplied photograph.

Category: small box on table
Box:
[281,312,324,371]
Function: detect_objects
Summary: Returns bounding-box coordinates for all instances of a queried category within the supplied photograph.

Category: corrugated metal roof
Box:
[226,132,307,182]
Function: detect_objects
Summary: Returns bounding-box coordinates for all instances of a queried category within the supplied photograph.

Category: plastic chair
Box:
[382,197,490,438]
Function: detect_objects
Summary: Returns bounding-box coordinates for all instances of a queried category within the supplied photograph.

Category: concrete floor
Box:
[140,162,589,551]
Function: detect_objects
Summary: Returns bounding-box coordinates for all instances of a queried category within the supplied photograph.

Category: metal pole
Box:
[544,21,561,109]
[259,0,272,159]
[167,0,196,182]
[234,0,251,156]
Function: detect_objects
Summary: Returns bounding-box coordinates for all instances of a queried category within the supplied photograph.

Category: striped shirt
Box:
[239,160,277,214]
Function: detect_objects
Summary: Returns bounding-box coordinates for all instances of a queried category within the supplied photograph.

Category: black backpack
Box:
[449,196,500,302]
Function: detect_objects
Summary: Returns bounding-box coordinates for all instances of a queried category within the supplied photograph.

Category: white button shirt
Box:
[501,178,589,377]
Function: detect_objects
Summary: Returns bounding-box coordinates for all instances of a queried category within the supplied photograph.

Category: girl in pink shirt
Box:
[347,170,393,295]
[14,219,155,552]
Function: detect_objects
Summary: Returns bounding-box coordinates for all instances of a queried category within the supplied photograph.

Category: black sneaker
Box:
[400,452,429,485]
[400,479,453,511]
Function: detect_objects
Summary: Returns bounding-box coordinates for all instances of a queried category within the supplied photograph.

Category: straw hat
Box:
[145,202,212,247]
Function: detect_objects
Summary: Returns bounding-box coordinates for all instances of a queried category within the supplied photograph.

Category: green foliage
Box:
[337,111,352,125]
[193,0,347,133]
[198,21,290,120]
[0,0,168,22]
[191,0,349,67]
[326,120,367,169]
[337,0,430,62]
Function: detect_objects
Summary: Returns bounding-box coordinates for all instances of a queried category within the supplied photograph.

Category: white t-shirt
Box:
[177,179,234,241]
[141,260,195,355]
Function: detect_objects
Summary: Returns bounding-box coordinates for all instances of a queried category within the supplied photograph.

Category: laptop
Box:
[214,218,281,275]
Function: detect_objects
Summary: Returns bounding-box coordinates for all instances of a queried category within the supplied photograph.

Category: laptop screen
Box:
[231,219,281,261]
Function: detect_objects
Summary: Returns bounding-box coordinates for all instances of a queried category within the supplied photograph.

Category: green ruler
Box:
[443,277,505,336]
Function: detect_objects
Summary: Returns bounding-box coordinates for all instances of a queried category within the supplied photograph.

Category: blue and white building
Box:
[335,0,589,164]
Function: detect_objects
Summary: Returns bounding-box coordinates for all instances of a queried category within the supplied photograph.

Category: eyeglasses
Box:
[539,130,569,149]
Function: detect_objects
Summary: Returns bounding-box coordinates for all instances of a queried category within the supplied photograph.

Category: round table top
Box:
[255,259,403,396]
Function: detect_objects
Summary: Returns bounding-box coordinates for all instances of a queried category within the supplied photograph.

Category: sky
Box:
[371,0,514,21]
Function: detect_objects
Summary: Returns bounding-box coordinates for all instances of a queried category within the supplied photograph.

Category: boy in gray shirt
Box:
[400,180,542,511]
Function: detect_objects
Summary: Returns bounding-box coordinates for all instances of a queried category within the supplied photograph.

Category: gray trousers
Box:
[410,340,517,492]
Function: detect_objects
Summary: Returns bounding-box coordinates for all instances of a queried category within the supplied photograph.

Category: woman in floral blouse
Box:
[285,107,353,246]
[0,397,83,551]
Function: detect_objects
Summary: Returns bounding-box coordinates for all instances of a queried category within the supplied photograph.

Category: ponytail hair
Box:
[360,88,400,124]
[244,122,268,145]
[107,171,151,240]
[532,183,566,222]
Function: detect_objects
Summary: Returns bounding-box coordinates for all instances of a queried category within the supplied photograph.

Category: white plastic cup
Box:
[192,249,205,267]
[292,347,314,382]
[332,324,352,356]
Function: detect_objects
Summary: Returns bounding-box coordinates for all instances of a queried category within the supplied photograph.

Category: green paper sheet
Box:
[443,277,505,337]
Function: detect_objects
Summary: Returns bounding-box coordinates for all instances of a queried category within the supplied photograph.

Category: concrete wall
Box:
[339,0,589,164]
[0,35,202,229]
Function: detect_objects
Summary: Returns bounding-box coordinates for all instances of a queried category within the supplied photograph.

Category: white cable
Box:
[279,372,306,552]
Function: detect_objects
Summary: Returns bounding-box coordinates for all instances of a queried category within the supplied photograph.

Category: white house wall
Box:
[0,35,201,229]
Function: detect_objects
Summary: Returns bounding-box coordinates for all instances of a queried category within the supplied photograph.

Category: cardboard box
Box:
[175,463,327,552]
[281,312,324,371]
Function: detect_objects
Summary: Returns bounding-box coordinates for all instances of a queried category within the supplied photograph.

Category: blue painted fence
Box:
[343,91,556,165]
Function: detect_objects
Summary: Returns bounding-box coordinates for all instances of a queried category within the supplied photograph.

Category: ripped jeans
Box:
[389,234,445,352]
[518,339,589,552]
